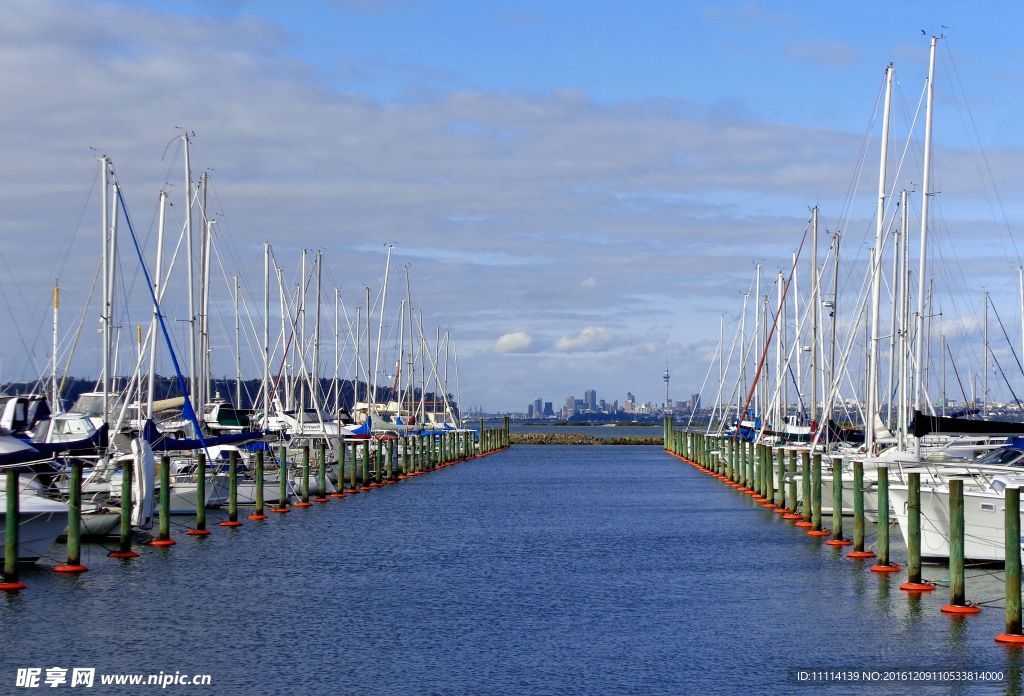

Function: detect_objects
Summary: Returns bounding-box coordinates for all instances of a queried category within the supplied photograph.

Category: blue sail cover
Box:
[141,420,262,451]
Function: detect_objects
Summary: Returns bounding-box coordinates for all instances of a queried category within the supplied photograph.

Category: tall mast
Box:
[372,246,393,416]
[262,242,270,428]
[752,263,761,417]
[865,63,894,455]
[898,189,911,449]
[333,287,340,415]
[791,250,801,419]
[298,249,307,420]
[775,272,784,427]
[312,250,322,414]
[365,286,372,414]
[147,191,167,419]
[913,36,940,434]
[100,158,112,425]
[51,283,59,413]
[234,275,241,407]
[983,290,989,418]
[809,205,819,427]
[829,233,841,440]
[182,134,197,406]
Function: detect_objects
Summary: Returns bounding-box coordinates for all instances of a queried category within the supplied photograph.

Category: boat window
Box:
[976,448,1024,466]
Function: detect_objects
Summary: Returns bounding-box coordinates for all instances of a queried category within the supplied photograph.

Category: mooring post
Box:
[1,468,25,590]
[997,486,1024,642]
[108,459,139,558]
[870,466,899,572]
[782,450,801,520]
[150,454,175,546]
[361,441,371,489]
[56,459,88,572]
[294,444,312,505]
[806,452,830,537]
[848,460,875,558]
[315,442,329,501]
[797,451,812,527]
[899,472,933,589]
[825,457,850,545]
[775,447,785,506]
[248,450,269,519]
[220,450,243,527]
[272,445,290,513]
[193,451,207,533]
[941,479,980,613]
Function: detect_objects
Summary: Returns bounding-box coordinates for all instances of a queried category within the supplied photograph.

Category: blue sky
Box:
[3,0,1024,412]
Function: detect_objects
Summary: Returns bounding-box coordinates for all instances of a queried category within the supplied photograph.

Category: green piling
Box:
[940,479,978,612]
[316,442,328,500]
[848,461,874,558]
[108,458,138,557]
[220,450,242,526]
[151,454,175,546]
[997,487,1024,641]
[272,445,290,513]
[870,466,899,572]
[248,450,268,519]
[55,459,87,572]
[799,451,812,525]
[1,468,25,589]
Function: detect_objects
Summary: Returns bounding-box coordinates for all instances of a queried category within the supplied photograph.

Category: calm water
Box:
[1,445,1022,694]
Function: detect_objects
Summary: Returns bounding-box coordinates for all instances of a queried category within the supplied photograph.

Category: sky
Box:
[3,0,1024,412]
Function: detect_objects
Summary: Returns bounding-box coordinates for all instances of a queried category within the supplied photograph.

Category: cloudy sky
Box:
[3,0,1024,412]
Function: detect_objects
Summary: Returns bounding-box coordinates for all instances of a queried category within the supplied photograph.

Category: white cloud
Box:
[555,326,613,352]
[494,331,533,353]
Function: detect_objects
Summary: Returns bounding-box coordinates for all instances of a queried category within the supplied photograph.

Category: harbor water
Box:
[1,443,1020,694]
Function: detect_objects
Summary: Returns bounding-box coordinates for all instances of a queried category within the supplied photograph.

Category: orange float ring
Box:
[899,582,935,592]
[996,633,1024,644]
[185,529,212,536]
[869,563,901,573]
[149,538,176,547]
[219,520,243,527]
[247,513,269,520]
[0,582,26,591]
[54,564,88,573]
[941,604,982,615]
[847,550,876,559]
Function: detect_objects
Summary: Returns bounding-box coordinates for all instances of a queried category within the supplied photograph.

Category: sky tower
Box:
[663,365,670,409]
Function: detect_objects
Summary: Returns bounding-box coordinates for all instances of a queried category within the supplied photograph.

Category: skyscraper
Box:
[584,389,597,411]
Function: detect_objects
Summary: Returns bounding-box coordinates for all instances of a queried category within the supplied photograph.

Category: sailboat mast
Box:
[313,250,322,414]
[262,242,270,429]
[913,36,940,431]
[865,63,894,454]
[182,134,197,406]
[984,290,989,418]
[100,157,111,425]
[234,275,241,407]
[51,283,59,413]
[147,191,167,419]
[809,206,819,428]
[372,246,393,417]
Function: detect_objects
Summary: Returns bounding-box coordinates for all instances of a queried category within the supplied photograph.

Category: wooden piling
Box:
[315,442,329,501]
[870,466,899,572]
[825,457,850,545]
[796,451,812,527]
[55,459,88,572]
[1,468,25,589]
[219,450,243,526]
[294,445,312,505]
[807,453,830,537]
[941,479,980,613]
[186,452,211,535]
[899,472,932,589]
[150,454,175,546]
[272,445,290,513]
[848,460,875,559]
[997,487,1024,642]
[108,459,139,558]
[248,450,269,519]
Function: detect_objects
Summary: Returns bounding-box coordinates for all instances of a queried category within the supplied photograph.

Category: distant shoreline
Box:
[509,433,661,445]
